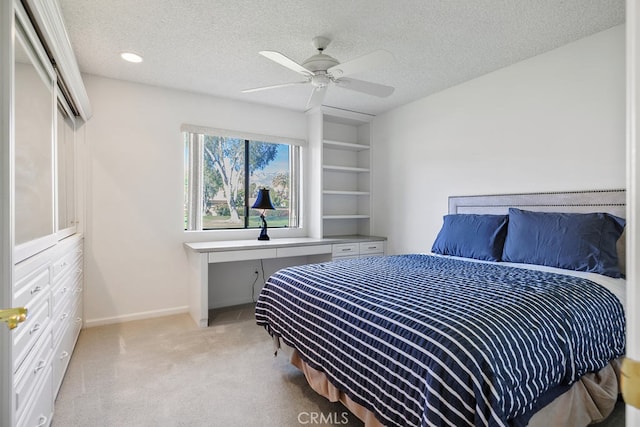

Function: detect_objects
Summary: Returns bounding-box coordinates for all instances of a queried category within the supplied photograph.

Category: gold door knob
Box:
[621,357,640,409]
[0,307,28,330]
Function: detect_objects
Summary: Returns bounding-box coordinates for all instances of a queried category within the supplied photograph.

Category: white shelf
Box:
[323,165,370,173]
[308,106,375,238]
[323,140,370,151]
[323,190,370,196]
[323,214,370,220]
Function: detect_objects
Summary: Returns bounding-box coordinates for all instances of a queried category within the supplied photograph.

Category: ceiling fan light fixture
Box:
[311,74,331,88]
[120,51,143,63]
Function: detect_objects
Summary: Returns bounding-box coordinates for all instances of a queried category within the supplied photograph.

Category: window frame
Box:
[182,126,304,237]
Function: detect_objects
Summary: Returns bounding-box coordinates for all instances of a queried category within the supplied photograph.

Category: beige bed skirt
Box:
[289,349,622,427]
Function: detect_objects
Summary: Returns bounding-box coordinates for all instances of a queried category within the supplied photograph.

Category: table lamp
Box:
[251,188,275,240]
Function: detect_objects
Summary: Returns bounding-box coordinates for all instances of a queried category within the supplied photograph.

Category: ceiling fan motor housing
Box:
[302,53,340,73]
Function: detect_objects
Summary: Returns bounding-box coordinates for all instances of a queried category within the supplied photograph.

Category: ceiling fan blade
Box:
[306,86,327,109]
[327,49,394,78]
[241,81,308,93]
[334,77,394,97]
[259,51,314,77]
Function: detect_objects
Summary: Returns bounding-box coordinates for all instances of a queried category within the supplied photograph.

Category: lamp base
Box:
[257,214,270,240]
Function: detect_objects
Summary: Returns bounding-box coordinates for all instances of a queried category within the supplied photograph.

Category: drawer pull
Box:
[341,248,351,252]
[30,323,41,334]
[76,317,82,323]
[60,351,70,360]
[36,415,48,427]
[75,268,83,274]
[30,285,42,295]
[33,360,46,374]
[74,287,83,294]
[60,312,69,320]
[367,246,376,250]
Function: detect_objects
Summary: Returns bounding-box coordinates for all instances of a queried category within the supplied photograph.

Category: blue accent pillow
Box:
[502,208,626,278]
[431,214,508,261]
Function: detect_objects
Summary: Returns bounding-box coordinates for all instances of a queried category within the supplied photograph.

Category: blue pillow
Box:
[502,208,626,278]
[431,214,508,261]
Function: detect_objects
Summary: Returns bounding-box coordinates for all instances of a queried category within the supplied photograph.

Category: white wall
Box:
[82,76,306,325]
[372,25,626,255]
[83,24,626,325]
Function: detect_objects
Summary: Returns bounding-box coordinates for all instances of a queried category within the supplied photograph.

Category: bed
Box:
[255,189,627,427]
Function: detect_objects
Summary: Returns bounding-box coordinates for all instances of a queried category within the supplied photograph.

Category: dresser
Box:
[12,235,83,427]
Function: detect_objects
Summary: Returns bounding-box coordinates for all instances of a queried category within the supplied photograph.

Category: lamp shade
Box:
[251,188,275,210]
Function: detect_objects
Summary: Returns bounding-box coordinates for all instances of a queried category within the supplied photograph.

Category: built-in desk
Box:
[184,236,385,327]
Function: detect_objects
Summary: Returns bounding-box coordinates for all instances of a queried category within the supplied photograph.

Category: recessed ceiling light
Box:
[120,52,143,63]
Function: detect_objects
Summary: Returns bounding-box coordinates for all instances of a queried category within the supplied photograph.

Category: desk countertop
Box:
[184,235,386,253]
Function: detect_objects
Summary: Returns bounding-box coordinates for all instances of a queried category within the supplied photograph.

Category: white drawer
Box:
[277,245,331,258]
[17,365,53,427]
[51,264,81,315]
[70,296,83,340]
[52,298,72,348]
[54,234,83,258]
[13,298,51,372]
[15,332,52,422]
[53,301,82,399]
[71,299,83,338]
[51,280,71,316]
[53,323,75,397]
[52,237,82,282]
[209,248,276,263]
[53,252,82,290]
[52,250,78,283]
[359,241,385,255]
[13,266,50,311]
[332,243,359,257]
[71,273,83,302]
[14,249,53,285]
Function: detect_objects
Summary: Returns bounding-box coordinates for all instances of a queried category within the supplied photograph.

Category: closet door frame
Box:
[0,1,15,425]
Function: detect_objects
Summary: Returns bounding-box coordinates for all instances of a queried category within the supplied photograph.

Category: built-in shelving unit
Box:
[307,106,375,238]
[322,140,370,151]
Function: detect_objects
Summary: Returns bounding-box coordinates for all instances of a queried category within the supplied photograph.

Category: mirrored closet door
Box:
[14,18,56,261]
[57,105,77,238]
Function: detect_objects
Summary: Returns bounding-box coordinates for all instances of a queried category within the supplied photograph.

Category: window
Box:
[184,129,300,231]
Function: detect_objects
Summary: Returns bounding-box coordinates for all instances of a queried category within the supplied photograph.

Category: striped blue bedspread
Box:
[254,254,625,427]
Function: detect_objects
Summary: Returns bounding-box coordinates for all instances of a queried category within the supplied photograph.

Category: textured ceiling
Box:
[57,0,625,116]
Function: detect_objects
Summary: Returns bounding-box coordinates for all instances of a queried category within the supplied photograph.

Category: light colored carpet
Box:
[53,304,625,427]
[53,304,363,426]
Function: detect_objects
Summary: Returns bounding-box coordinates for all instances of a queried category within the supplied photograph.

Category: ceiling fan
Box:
[242,36,395,109]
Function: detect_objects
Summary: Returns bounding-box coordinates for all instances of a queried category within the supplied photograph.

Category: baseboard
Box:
[84,305,190,328]
[210,296,254,309]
